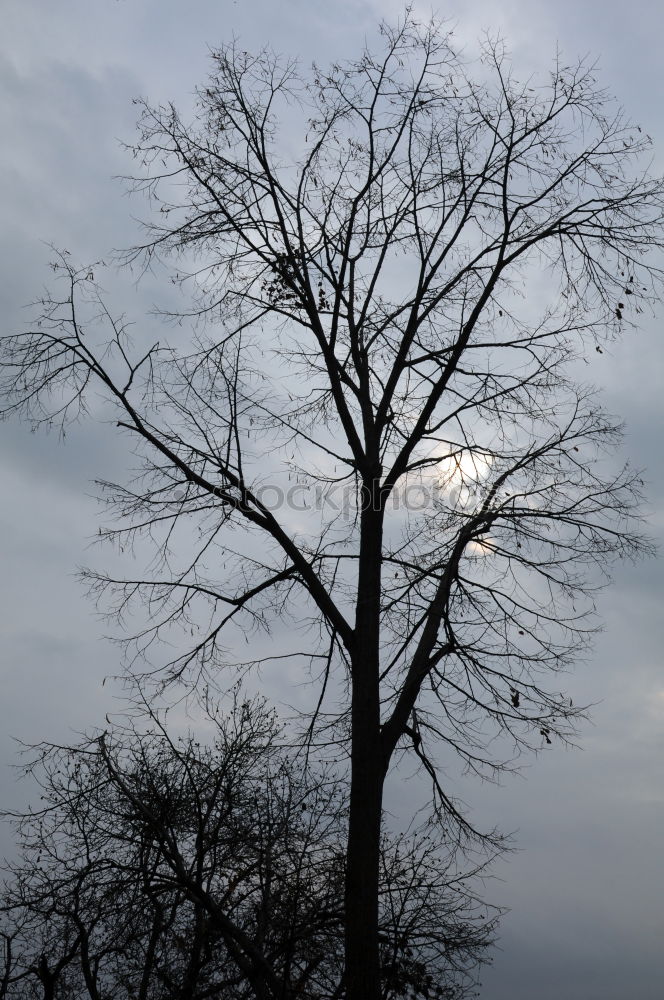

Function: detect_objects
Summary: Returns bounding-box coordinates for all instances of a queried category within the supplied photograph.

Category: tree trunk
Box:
[344,682,384,1000]
[36,956,56,1000]
[344,493,384,1000]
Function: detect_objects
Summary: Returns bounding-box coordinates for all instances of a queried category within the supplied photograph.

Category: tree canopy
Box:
[1,693,498,1000]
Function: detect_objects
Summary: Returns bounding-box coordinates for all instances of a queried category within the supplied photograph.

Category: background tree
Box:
[0,692,498,1000]
[2,10,664,998]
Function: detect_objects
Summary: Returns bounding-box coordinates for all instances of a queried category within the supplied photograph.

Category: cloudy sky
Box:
[1,2,663,998]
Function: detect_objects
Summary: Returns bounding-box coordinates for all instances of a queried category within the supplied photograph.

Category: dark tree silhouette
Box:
[2,11,663,997]
[0,693,499,1000]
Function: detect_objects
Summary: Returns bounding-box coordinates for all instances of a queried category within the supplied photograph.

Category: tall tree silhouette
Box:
[2,12,663,997]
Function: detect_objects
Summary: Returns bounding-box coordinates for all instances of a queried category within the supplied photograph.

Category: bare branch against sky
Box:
[0,4,663,999]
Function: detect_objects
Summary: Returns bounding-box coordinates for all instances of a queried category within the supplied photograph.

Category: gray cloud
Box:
[1,2,663,997]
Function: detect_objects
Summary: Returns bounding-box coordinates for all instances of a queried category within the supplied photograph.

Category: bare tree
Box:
[0,693,498,1000]
[2,10,663,997]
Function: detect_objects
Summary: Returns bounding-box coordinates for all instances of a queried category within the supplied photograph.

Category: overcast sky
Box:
[1,2,663,998]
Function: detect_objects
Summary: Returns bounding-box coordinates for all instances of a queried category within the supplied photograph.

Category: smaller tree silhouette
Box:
[1,691,500,1000]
